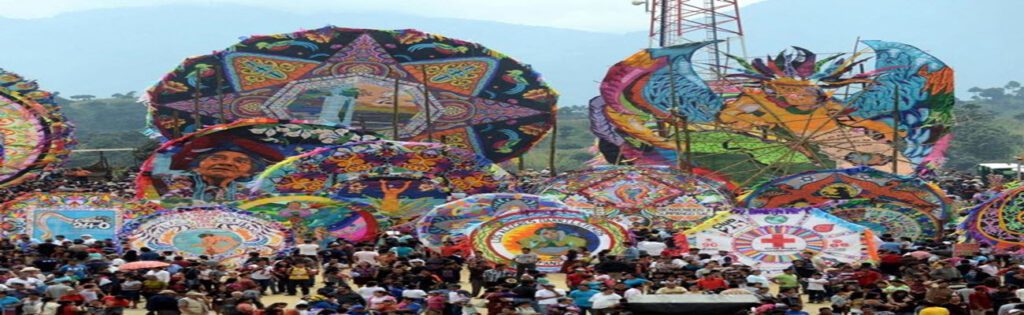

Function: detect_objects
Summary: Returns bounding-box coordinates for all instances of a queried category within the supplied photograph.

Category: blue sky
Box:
[0,0,765,33]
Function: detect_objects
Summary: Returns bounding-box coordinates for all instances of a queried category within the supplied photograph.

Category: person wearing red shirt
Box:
[58,290,85,305]
[566,269,589,288]
[696,272,728,292]
[854,263,883,287]
[969,285,993,312]
[878,250,904,275]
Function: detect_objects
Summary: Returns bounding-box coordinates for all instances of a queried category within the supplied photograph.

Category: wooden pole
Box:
[392,76,401,140]
[172,110,181,138]
[892,88,900,173]
[420,65,433,142]
[673,110,684,170]
[216,63,225,124]
[683,114,692,174]
[666,55,687,172]
[549,119,557,175]
[192,72,202,130]
[517,156,525,172]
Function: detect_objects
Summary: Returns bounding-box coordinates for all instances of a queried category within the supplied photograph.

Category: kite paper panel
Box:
[252,140,510,196]
[536,165,734,229]
[415,193,568,251]
[120,205,292,266]
[145,27,557,163]
[0,69,74,188]
[0,193,154,242]
[595,40,954,185]
[470,210,625,272]
[821,199,941,241]
[136,118,376,204]
[679,208,879,273]
[961,187,1024,247]
[741,167,950,240]
[236,195,380,243]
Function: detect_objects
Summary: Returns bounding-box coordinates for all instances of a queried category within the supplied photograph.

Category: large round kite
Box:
[535,165,734,229]
[120,205,292,266]
[0,69,73,188]
[0,193,155,241]
[961,187,1024,247]
[470,210,626,272]
[678,208,879,273]
[144,26,557,163]
[137,118,376,203]
[236,195,380,243]
[415,193,568,251]
[251,140,510,220]
[741,167,950,240]
[596,40,954,187]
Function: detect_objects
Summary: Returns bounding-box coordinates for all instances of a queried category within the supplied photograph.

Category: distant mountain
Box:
[0,0,1019,108]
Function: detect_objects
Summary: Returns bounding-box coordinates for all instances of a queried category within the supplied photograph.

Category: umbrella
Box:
[117,261,170,271]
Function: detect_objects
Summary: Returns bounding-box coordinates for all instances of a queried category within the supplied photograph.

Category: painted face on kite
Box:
[195,151,255,185]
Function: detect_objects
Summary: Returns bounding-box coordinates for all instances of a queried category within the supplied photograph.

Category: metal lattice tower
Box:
[644,0,747,81]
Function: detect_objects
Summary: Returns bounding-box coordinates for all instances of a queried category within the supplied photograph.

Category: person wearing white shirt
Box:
[637,240,667,256]
[80,234,97,245]
[589,287,623,314]
[353,247,380,266]
[745,269,771,288]
[146,268,171,284]
[6,275,44,290]
[623,285,643,300]
[296,240,320,257]
[402,287,428,300]
[535,283,566,314]
[357,282,386,301]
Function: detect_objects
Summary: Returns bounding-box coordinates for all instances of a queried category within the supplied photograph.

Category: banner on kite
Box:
[144,27,557,163]
[0,68,74,188]
[415,193,568,251]
[0,193,153,242]
[741,167,950,240]
[137,118,376,204]
[962,187,1024,247]
[679,208,878,273]
[120,205,292,266]
[236,195,380,243]
[536,166,734,229]
[470,210,625,272]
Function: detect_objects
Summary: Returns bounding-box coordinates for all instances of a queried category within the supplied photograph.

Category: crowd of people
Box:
[0,168,1022,315]
[0,169,136,203]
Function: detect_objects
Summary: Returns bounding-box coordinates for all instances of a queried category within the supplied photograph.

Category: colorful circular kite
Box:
[415,193,568,251]
[961,186,1024,247]
[0,69,73,188]
[0,193,156,241]
[821,199,940,242]
[536,165,734,229]
[470,210,626,272]
[741,167,950,240]
[251,140,510,220]
[596,41,954,187]
[136,118,376,203]
[120,205,292,266]
[679,208,878,273]
[236,195,380,243]
[144,26,557,163]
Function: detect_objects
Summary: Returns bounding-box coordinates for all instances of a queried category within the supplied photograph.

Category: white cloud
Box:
[0,0,766,33]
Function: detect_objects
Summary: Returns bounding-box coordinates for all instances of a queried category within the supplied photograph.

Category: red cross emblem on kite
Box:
[760,234,797,249]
